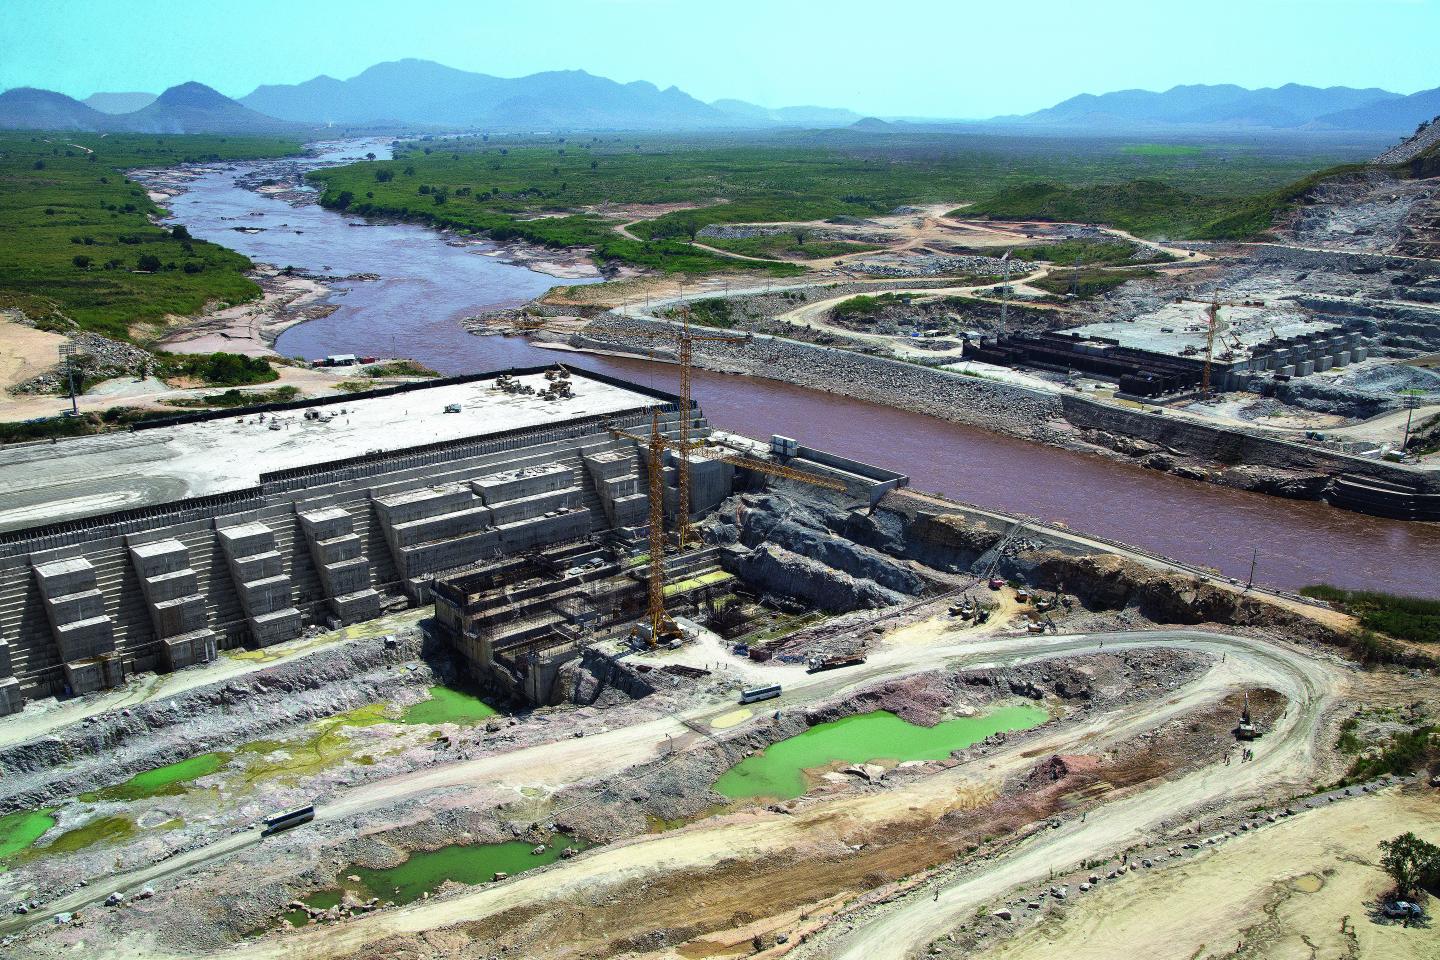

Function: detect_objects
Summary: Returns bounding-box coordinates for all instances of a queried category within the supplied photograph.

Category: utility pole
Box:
[1246,547,1257,592]
[58,343,79,417]
[999,249,1011,340]
[1400,388,1423,453]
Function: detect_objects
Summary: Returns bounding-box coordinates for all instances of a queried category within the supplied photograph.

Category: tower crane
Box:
[1181,294,1262,398]
[609,310,748,547]
[608,413,846,645]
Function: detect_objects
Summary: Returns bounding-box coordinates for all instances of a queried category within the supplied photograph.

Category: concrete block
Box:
[160,630,217,671]
[129,539,190,578]
[33,557,97,599]
[216,522,276,558]
[1333,350,1351,368]
[485,487,582,526]
[388,506,491,549]
[55,615,116,661]
[1352,347,1368,362]
[297,507,353,542]
[1316,356,1333,372]
[63,658,108,696]
[373,484,475,526]
[601,475,642,500]
[45,588,106,625]
[152,595,208,637]
[143,568,200,604]
[496,510,591,553]
[322,557,372,596]
[583,449,639,481]
[332,590,382,625]
[1296,360,1315,376]
[238,576,293,616]
[398,529,500,577]
[608,493,651,527]
[231,550,284,583]
[0,677,20,717]
[250,607,302,647]
[314,533,363,566]
[473,464,574,504]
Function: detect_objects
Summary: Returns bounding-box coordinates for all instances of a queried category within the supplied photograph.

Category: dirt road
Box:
[71,628,1344,960]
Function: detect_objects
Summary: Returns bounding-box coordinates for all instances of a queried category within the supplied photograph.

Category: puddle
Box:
[81,752,228,802]
[286,834,587,924]
[711,708,753,730]
[0,810,56,862]
[400,686,499,726]
[1292,873,1324,893]
[714,705,1049,800]
[40,815,137,854]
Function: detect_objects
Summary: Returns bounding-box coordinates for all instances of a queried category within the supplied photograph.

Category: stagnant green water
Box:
[400,686,499,726]
[287,835,585,925]
[714,706,1049,800]
[0,810,55,862]
[82,753,229,803]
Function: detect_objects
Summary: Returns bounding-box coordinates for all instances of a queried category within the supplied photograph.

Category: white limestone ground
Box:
[0,373,661,533]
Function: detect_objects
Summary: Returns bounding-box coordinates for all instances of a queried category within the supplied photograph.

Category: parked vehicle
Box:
[740,684,782,704]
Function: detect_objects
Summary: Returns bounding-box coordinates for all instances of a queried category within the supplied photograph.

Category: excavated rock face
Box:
[704,493,927,610]
[735,543,906,612]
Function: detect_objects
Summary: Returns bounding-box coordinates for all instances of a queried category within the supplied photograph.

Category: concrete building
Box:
[0,368,701,711]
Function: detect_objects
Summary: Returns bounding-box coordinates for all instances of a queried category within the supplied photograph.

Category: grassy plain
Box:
[310,130,1367,270]
[0,132,303,340]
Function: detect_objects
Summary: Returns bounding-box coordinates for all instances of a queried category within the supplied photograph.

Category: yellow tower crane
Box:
[613,310,748,547]
[607,415,846,645]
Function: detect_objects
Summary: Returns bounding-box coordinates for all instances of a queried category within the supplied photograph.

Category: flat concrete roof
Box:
[1064,301,1340,362]
[0,372,661,533]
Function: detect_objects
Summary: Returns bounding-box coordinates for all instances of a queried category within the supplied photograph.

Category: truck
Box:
[806,653,867,674]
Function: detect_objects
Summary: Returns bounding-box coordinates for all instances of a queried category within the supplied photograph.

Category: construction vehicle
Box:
[609,411,845,647]
[806,653,867,673]
[1235,691,1259,741]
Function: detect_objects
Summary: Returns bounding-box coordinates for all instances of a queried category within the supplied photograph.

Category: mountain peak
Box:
[154,81,236,108]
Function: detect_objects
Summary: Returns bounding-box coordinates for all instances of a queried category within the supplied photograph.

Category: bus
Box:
[739,684,782,704]
[261,805,315,837]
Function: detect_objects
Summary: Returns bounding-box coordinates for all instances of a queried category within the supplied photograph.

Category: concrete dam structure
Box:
[0,369,701,711]
[0,367,905,715]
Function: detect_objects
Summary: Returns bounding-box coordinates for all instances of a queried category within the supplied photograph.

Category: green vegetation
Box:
[1010,238,1172,266]
[312,131,1358,270]
[81,753,228,803]
[1379,832,1440,899]
[363,359,440,378]
[162,384,299,408]
[1301,585,1440,645]
[400,686,499,725]
[157,351,277,386]
[0,133,303,340]
[236,703,392,785]
[699,234,881,260]
[0,405,176,445]
[714,706,1048,800]
[664,297,737,329]
[1342,725,1437,784]
[831,292,913,322]
[1121,144,1205,157]
[1031,267,1158,299]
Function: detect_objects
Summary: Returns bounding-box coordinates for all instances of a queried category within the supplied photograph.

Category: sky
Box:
[2,0,1437,117]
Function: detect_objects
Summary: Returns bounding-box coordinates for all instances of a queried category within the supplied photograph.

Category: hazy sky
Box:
[3,0,1437,117]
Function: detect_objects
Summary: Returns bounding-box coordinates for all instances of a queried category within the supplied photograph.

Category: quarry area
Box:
[0,363,1435,960]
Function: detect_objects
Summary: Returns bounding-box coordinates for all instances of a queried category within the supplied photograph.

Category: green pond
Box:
[82,752,229,803]
[714,706,1049,800]
[288,835,585,924]
[400,686,499,726]
[0,810,56,862]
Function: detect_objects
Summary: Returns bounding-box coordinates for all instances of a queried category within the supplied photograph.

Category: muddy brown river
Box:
[160,140,1440,597]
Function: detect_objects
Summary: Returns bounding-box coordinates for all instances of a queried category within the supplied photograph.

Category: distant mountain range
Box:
[1,63,1435,137]
[239,60,861,130]
[0,82,297,133]
[992,82,1436,132]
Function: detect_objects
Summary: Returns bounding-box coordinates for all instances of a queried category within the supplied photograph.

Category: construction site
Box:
[0,334,1434,960]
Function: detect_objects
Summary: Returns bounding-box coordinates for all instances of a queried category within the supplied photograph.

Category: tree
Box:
[365,152,376,161]
[137,253,162,272]
[374,168,394,182]
[1379,832,1440,899]
[72,255,92,269]
[334,190,355,210]
[171,224,190,241]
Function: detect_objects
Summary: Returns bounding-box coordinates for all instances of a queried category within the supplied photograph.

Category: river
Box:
[158,140,1440,597]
